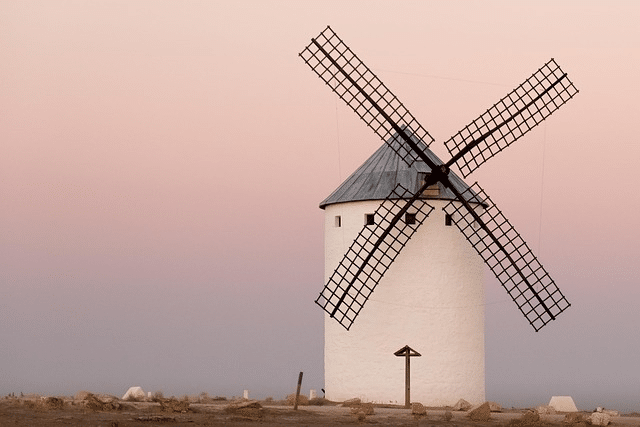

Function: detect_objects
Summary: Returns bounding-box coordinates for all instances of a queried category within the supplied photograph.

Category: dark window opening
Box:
[335,216,341,227]
[445,213,453,226]
[365,213,375,226]
[405,213,416,225]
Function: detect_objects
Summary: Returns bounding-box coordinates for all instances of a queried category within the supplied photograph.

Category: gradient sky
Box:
[2,0,640,411]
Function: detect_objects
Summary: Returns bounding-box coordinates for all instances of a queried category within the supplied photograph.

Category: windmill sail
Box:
[443,183,571,331]
[316,184,434,330]
[444,59,579,178]
[299,26,434,167]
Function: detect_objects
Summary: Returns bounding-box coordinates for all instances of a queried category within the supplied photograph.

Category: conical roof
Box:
[319,130,475,209]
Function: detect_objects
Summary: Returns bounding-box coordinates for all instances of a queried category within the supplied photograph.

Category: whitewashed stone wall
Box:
[323,199,485,406]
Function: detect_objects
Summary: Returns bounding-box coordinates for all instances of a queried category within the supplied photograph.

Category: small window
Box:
[445,213,453,226]
[405,213,416,225]
[365,213,375,226]
[335,216,341,227]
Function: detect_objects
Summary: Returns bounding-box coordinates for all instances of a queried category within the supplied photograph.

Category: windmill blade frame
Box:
[443,183,571,331]
[299,26,435,167]
[444,59,579,178]
[317,183,434,330]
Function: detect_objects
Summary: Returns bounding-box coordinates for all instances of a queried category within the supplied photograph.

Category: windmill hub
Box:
[433,164,450,181]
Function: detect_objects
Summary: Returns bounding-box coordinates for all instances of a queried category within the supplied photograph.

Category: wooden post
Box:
[405,350,410,408]
[294,371,303,410]
[394,345,421,409]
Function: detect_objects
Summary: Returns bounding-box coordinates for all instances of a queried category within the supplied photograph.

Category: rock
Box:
[350,402,374,416]
[411,402,427,416]
[74,391,92,401]
[602,410,619,417]
[488,401,503,412]
[564,412,583,425]
[351,402,374,421]
[83,393,122,411]
[453,398,472,411]
[468,402,491,421]
[537,405,557,415]
[341,397,361,407]
[443,410,453,421]
[590,412,611,426]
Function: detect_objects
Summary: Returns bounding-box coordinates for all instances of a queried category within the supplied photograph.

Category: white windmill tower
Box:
[300,26,577,406]
[320,134,486,405]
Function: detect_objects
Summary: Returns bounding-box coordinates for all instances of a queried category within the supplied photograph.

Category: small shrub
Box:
[443,410,453,421]
[285,393,309,406]
[152,391,164,401]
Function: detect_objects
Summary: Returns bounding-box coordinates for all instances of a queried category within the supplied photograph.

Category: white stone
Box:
[309,390,317,399]
[122,386,145,401]
[324,200,485,406]
[488,401,502,412]
[243,390,249,399]
[548,396,578,412]
[590,412,611,426]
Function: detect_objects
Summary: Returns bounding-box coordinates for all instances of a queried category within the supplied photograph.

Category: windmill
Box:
[300,26,577,405]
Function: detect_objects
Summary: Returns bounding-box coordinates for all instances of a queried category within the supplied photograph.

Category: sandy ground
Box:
[2,397,640,427]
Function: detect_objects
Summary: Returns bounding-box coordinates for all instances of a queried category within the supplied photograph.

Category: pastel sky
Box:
[2,0,640,410]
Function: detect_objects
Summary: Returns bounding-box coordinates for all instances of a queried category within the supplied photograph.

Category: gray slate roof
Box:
[319,131,475,209]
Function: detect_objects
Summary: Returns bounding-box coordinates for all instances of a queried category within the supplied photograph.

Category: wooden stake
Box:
[294,371,303,410]
[394,345,421,409]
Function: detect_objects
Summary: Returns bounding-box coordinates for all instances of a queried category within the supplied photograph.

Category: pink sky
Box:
[2,0,640,409]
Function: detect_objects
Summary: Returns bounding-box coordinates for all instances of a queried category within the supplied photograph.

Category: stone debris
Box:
[351,402,374,415]
[82,393,122,411]
[468,402,491,421]
[73,391,92,401]
[341,397,361,407]
[563,412,584,425]
[595,408,619,417]
[537,405,557,415]
[488,401,503,412]
[453,398,472,411]
[590,412,611,426]
[350,402,374,422]
[411,402,427,416]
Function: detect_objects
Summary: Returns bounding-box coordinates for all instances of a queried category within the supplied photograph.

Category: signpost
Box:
[394,345,421,408]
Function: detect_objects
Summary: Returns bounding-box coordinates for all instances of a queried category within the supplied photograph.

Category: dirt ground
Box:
[2,397,640,427]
